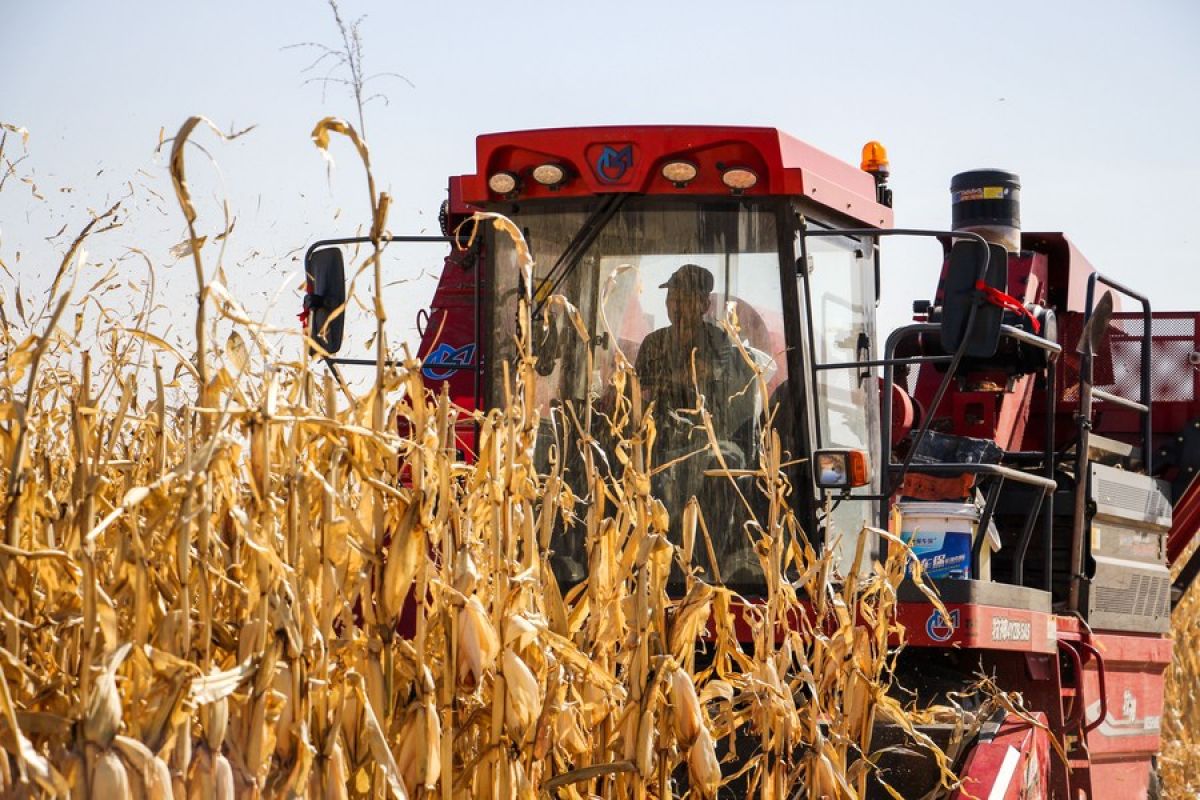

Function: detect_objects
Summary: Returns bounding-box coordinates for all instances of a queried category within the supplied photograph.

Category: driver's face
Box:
[666,287,710,327]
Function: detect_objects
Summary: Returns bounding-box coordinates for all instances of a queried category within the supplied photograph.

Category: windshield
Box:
[489,197,798,590]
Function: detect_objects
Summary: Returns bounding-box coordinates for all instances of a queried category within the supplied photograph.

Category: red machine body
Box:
[306,124,1200,798]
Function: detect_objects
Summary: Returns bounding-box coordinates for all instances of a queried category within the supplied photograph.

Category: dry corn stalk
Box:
[0,114,1058,800]
[1163,544,1200,796]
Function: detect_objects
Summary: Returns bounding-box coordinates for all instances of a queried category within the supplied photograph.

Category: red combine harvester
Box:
[303,126,1200,798]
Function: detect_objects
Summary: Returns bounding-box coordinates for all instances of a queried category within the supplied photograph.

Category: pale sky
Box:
[2,0,1198,360]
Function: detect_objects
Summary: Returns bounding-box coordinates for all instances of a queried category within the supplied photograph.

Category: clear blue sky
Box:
[2,0,1198,352]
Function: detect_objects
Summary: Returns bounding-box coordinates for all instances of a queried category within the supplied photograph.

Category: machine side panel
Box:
[899,601,1057,654]
[1082,463,1173,633]
[1060,626,1170,799]
[951,715,1051,800]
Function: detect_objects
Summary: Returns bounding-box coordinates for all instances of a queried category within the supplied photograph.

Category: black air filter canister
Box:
[951,169,1021,253]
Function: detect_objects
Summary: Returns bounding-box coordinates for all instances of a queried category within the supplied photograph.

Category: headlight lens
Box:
[661,160,698,184]
[814,449,871,489]
[721,167,758,191]
[532,163,567,186]
[488,172,518,195]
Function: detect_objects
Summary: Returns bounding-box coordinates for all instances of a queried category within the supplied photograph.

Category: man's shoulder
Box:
[701,322,739,349]
[642,327,670,345]
[635,327,670,365]
[640,327,675,352]
[702,321,731,338]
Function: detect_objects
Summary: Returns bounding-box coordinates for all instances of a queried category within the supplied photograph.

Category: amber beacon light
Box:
[860,140,892,207]
[860,141,889,176]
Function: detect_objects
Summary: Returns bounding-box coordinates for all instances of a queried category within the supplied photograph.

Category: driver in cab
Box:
[634,264,757,466]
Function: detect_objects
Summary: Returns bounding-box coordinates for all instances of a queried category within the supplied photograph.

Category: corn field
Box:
[1163,561,1200,797]
[0,115,1193,798]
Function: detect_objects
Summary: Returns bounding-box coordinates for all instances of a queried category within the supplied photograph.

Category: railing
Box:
[878,323,1062,587]
[1068,272,1153,611]
[304,233,479,401]
[1080,272,1154,471]
[798,223,1065,591]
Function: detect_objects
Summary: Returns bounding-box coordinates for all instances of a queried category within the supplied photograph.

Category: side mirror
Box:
[304,247,346,354]
[814,449,872,490]
[940,240,1008,358]
[1077,290,1115,357]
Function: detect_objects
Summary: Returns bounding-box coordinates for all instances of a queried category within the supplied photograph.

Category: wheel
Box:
[1147,756,1162,800]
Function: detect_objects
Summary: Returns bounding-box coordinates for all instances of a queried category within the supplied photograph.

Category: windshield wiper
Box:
[531,193,629,319]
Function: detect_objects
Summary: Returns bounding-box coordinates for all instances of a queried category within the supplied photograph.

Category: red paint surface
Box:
[1057,620,1170,798]
[900,601,1058,654]
[1169,474,1200,563]
[953,714,1051,800]
[448,125,893,228]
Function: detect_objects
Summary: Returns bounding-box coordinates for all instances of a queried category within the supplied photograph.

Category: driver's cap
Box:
[659,263,714,294]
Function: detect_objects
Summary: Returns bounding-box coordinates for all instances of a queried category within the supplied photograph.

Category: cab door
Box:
[795,221,882,574]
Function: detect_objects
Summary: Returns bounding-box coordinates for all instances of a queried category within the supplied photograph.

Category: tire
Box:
[1147,756,1162,800]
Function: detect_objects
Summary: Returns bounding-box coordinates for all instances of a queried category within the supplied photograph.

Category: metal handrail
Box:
[1068,271,1154,611]
[1091,388,1149,413]
[879,322,1061,588]
[1082,272,1153,472]
[887,462,1057,492]
[305,233,482,405]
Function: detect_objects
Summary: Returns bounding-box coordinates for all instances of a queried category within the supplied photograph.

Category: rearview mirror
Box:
[304,247,346,354]
[940,240,1008,358]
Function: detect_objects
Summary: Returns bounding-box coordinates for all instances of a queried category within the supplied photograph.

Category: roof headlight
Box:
[532,163,567,187]
[488,171,518,195]
[661,160,698,185]
[721,167,758,191]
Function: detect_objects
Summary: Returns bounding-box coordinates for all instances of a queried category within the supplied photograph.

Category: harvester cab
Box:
[307,127,898,587]
[304,125,1200,798]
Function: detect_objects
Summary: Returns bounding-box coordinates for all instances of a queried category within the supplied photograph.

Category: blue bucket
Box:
[897,502,980,580]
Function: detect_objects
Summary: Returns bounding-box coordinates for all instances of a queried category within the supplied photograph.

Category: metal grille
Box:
[904,367,920,397]
[1095,584,1134,615]
[1096,477,1173,521]
[1060,312,1197,405]
[1094,573,1170,618]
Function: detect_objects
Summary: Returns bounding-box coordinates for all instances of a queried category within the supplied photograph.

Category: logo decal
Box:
[926,609,959,642]
[594,145,633,184]
[422,343,476,381]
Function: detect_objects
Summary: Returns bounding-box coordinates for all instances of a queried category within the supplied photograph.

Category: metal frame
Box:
[796,226,990,542]
[797,226,1065,589]
[1068,271,1154,611]
[1079,271,1154,469]
[304,233,480,401]
[878,323,1061,584]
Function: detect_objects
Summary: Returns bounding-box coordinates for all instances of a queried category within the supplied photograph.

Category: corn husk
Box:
[457,596,500,688]
[91,748,132,800]
[669,666,703,745]
[501,648,542,744]
[0,112,1012,800]
[688,725,721,798]
[112,736,173,800]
